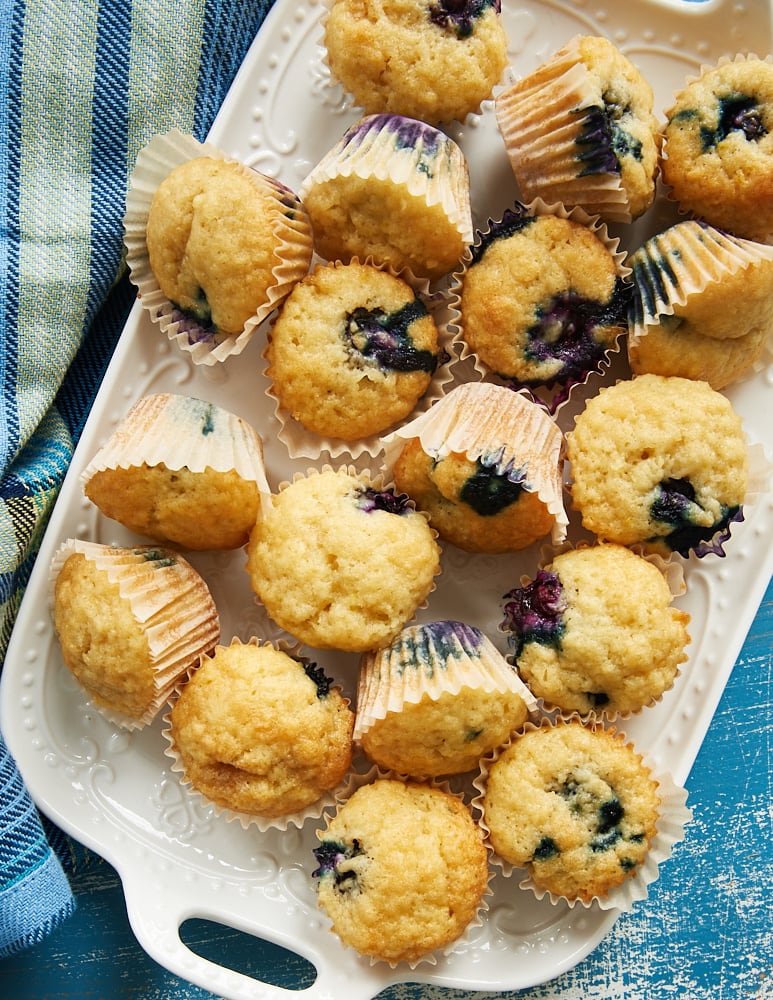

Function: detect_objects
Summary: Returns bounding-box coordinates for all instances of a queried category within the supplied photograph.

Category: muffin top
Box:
[169,640,354,819]
[324,0,508,124]
[502,543,691,716]
[313,778,489,964]
[662,56,773,241]
[266,260,441,441]
[481,720,660,902]
[566,373,749,556]
[245,468,441,651]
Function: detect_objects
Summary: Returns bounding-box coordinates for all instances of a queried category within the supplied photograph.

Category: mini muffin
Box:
[627,219,773,389]
[355,619,537,777]
[323,0,508,125]
[299,114,473,280]
[313,777,489,965]
[662,54,773,242]
[245,468,441,652]
[167,639,354,823]
[480,719,661,903]
[51,540,220,727]
[81,393,269,551]
[495,35,660,223]
[386,381,568,553]
[456,203,629,404]
[565,374,749,557]
[125,130,313,364]
[266,260,442,442]
[501,544,691,717]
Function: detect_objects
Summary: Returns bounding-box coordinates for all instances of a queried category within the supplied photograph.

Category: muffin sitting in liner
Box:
[81,393,269,551]
[245,467,441,652]
[51,540,220,728]
[313,777,489,965]
[166,639,354,827]
[495,35,660,223]
[355,619,537,778]
[323,0,509,125]
[662,54,773,243]
[299,113,473,281]
[501,543,691,718]
[566,373,749,558]
[385,381,568,553]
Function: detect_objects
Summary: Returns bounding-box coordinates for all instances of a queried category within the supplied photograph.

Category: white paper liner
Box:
[628,219,773,346]
[471,718,692,911]
[298,113,473,278]
[160,637,354,833]
[263,256,458,463]
[381,381,569,544]
[312,764,494,969]
[124,128,313,365]
[354,619,538,738]
[447,197,630,415]
[49,539,220,730]
[496,541,689,724]
[80,392,271,498]
[494,36,637,224]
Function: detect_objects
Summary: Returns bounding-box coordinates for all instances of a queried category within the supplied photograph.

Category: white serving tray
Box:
[3,1,773,997]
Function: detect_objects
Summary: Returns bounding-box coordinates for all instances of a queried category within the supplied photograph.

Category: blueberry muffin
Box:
[82,393,269,550]
[299,114,473,280]
[168,639,354,821]
[480,719,661,902]
[628,221,773,390]
[245,468,441,652]
[566,373,749,557]
[457,203,629,401]
[313,777,489,964]
[355,619,536,777]
[495,35,660,223]
[662,55,773,242]
[388,381,567,553]
[266,260,442,441]
[324,0,508,125]
[501,543,691,716]
[51,540,220,727]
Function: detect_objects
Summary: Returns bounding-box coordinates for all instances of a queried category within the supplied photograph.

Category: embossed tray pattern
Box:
[2,1,773,998]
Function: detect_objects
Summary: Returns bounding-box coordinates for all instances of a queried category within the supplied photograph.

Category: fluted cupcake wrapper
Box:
[49,539,220,730]
[381,381,569,544]
[627,219,773,344]
[80,392,271,498]
[471,717,692,912]
[495,36,633,223]
[124,128,313,365]
[354,619,538,739]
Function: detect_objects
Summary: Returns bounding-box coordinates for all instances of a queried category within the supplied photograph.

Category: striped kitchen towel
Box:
[0,0,276,958]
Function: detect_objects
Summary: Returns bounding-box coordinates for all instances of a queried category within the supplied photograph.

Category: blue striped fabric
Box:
[0,0,276,958]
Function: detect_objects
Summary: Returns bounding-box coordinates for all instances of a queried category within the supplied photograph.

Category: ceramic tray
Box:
[3,1,773,997]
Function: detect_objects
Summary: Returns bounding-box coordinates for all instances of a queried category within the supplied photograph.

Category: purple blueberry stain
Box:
[429,0,501,39]
[650,477,742,557]
[502,569,566,658]
[355,486,413,515]
[344,300,438,374]
[312,838,365,893]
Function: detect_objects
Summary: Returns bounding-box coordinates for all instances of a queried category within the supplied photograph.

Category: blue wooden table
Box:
[1,578,770,1000]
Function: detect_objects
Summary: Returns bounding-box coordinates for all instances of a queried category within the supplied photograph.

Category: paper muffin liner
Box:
[263,256,458,463]
[495,36,636,224]
[447,198,630,415]
[497,541,689,723]
[161,636,354,833]
[354,619,538,739]
[628,219,773,346]
[312,764,495,970]
[49,539,221,730]
[80,392,271,501]
[471,717,692,911]
[298,113,474,272]
[124,128,313,365]
[381,381,569,545]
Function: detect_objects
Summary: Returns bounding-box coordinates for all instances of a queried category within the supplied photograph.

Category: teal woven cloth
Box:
[0,0,276,958]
